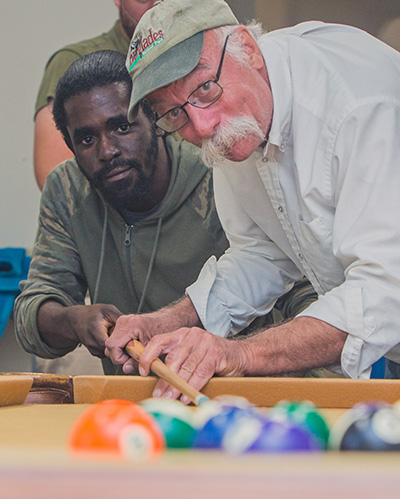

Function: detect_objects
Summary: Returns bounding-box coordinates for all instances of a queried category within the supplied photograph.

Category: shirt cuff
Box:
[297,285,373,379]
[186,256,231,337]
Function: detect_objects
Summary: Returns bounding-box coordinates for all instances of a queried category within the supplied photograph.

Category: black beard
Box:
[78,133,159,212]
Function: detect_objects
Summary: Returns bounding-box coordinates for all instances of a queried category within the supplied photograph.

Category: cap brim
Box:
[128,31,204,122]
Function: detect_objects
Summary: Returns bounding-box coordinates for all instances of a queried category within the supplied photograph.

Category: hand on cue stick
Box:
[125,339,209,406]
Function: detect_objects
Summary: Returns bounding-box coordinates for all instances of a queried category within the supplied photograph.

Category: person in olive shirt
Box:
[34,0,157,190]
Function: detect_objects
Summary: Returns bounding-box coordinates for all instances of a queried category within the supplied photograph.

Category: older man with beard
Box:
[105,0,400,398]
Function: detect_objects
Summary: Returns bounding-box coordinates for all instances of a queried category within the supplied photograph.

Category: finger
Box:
[152,378,181,400]
[104,345,130,365]
[139,330,184,375]
[158,332,209,400]
[105,317,131,346]
[139,329,198,399]
[163,347,209,400]
[104,307,122,325]
[164,331,224,402]
[97,321,111,344]
[139,328,210,401]
[105,315,145,364]
[180,353,215,396]
[122,357,139,375]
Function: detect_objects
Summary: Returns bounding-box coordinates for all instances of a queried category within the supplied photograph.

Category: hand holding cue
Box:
[125,339,209,406]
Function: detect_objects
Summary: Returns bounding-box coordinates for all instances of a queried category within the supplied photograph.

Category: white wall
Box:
[0,0,250,250]
[0,0,117,249]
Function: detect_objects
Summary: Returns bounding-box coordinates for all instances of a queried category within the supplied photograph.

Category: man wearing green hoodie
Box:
[15,50,229,374]
[15,50,316,375]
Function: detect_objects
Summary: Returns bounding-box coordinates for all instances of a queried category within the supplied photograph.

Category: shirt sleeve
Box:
[14,164,88,358]
[298,100,400,378]
[35,49,82,115]
[186,165,303,337]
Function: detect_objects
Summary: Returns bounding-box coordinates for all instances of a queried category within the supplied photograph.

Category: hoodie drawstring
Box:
[93,208,163,314]
[93,205,109,305]
[136,216,163,314]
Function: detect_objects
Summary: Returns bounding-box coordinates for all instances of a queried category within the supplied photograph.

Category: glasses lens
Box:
[156,107,189,133]
[188,81,223,108]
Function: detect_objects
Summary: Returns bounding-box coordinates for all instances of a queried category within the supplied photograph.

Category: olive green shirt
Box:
[35,22,129,116]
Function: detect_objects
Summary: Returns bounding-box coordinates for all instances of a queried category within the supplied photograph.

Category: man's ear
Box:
[234,26,265,70]
[114,0,121,9]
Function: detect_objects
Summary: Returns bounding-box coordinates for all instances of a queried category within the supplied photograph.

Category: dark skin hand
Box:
[37,300,122,357]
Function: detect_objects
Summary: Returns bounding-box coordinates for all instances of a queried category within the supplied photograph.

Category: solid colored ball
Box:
[269,400,330,448]
[140,398,197,448]
[193,404,261,450]
[68,399,165,459]
[222,415,322,454]
[329,402,400,451]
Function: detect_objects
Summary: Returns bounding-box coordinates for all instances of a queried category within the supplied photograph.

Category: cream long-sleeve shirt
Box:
[187,21,400,379]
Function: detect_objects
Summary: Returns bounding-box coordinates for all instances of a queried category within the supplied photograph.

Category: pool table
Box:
[1,373,400,499]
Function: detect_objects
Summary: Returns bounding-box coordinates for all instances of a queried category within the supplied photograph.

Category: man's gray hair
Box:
[213,22,266,67]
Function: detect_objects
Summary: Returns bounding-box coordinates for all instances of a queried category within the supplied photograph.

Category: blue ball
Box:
[193,406,259,449]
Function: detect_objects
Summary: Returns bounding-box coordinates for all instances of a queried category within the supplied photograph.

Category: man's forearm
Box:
[157,295,203,332]
[239,316,347,376]
[37,300,79,350]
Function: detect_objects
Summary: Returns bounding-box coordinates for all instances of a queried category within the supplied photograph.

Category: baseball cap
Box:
[126,0,239,121]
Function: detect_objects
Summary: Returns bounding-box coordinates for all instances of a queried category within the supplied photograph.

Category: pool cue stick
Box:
[125,339,209,406]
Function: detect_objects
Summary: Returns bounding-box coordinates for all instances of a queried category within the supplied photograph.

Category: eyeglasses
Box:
[155,34,231,133]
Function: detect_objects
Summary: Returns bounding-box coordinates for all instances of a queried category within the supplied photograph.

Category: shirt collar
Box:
[258,35,293,152]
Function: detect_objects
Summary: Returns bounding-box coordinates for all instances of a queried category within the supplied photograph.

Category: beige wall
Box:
[0,0,251,250]
[0,0,116,249]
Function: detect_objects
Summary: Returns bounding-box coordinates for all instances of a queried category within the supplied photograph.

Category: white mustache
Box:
[200,116,265,167]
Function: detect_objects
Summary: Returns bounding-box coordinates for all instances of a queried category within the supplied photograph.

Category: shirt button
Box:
[298,253,304,260]
[277,206,284,212]
[262,157,268,163]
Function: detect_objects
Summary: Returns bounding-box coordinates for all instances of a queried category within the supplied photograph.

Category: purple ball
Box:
[222,416,322,454]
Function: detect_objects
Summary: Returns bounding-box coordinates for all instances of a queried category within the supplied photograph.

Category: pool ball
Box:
[193,404,261,450]
[68,399,165,460]
[192,395,256,430]
[140,398,197,448]
[212,395,254,409]
[329,401,400,451]
[391,399,400,417]
[222,415,322,454]
[269,400,330,448]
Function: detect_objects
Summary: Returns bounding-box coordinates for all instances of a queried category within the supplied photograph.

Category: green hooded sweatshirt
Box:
[14,137,228,372]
